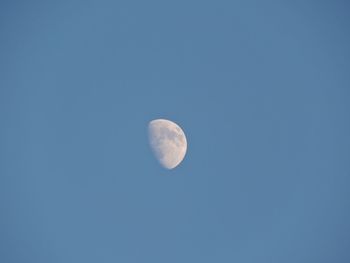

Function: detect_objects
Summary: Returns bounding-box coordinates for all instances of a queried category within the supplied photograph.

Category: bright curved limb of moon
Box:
[148,119,187,169]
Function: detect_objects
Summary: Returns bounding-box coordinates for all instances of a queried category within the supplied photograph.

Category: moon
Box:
[148,119,187,169]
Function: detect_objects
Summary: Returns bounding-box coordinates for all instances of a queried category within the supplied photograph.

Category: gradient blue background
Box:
[1,1,350,262]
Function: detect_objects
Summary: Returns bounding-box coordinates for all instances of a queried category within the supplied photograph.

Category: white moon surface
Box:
[148,119,187,169]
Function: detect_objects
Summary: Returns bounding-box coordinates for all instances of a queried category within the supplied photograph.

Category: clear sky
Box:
[1,1,350,262]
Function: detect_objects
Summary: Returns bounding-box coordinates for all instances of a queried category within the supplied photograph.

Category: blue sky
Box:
[1,1,350,262]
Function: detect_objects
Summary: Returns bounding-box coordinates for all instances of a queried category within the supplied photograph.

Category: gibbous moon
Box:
[148,119,187,169]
